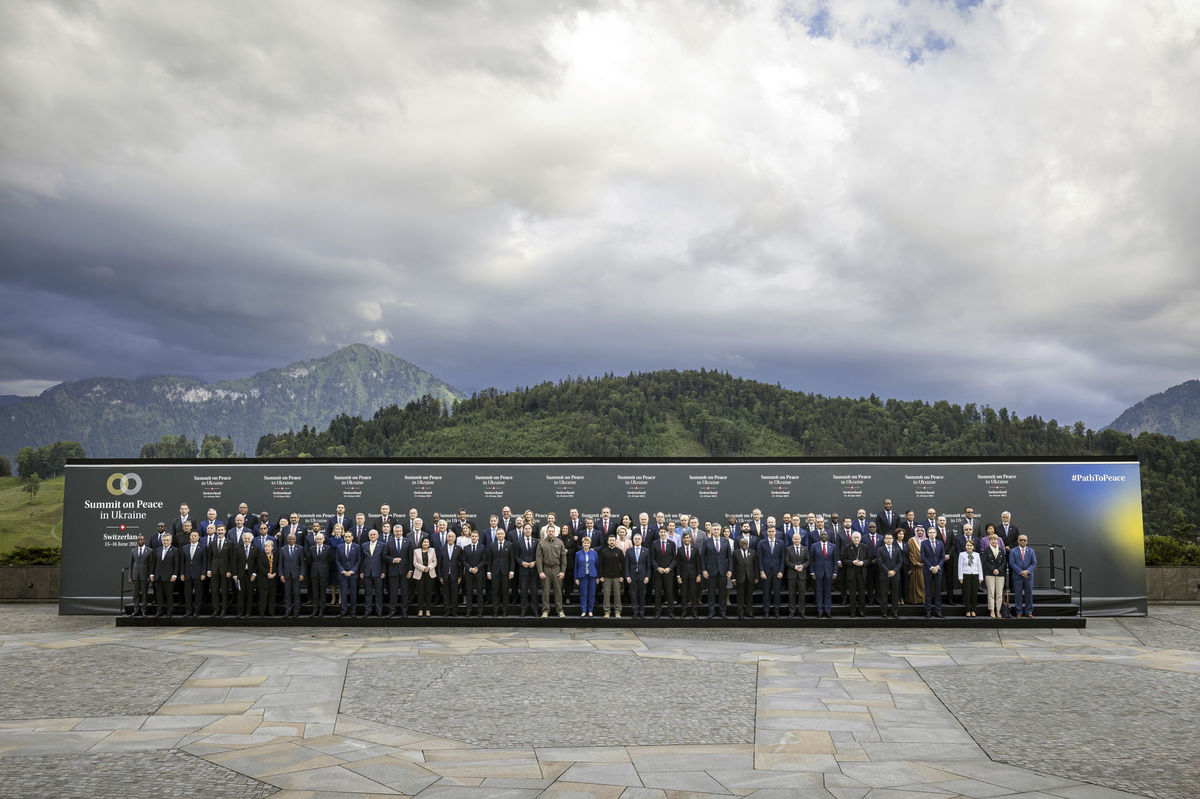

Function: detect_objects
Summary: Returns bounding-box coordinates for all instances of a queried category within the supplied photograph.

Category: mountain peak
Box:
[0,347,464,457]
[1108,379,1200,440]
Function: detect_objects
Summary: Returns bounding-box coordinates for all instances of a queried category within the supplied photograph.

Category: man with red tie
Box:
[675,532,703,618]
[809,529,838,618]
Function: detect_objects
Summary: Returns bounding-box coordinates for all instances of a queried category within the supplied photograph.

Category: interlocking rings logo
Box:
[106,472,143,496]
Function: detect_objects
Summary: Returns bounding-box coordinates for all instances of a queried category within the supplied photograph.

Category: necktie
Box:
[317,545,322,555]
[190,544,195,557]
[138,546,143,557]
[686,547,690,559]
[662,542,666,554]
[823,543,827,557]
[346,544,350,557]
[244,546,249,559]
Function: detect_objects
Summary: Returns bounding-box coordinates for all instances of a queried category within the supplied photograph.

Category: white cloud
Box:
[0,0,1197,426]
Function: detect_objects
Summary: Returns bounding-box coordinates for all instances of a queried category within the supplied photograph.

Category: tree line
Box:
[249,369,1199,540]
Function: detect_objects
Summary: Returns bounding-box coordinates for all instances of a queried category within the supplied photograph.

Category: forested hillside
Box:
[255,370,1200,538]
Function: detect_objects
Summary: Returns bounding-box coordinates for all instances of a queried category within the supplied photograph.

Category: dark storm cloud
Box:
[0,0,1197,428]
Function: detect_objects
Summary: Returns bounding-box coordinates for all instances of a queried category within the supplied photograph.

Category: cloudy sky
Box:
[1,0,1197,428]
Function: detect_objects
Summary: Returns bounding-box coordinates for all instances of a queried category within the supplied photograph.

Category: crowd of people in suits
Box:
[126,501,1040,620]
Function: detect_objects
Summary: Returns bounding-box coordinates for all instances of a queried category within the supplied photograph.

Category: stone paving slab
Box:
[0,605,1191,799]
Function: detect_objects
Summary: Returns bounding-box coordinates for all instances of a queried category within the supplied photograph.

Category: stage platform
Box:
[116,586,1084,629]
[115,613,1084,629]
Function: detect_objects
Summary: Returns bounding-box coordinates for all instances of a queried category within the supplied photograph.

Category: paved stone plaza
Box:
[0,606,1197,799]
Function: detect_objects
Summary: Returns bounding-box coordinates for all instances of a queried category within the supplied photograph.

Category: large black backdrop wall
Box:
[62,458,1145,615]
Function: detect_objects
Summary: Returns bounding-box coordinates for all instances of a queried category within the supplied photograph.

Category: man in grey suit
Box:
[784,532,810,618]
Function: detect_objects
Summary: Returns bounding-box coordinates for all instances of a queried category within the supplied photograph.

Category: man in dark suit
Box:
[307,531,332,617]
[809,529,838,618]
[440,530,463,616]
[326,504,351,537]
[227,513,253,548]
[675,532,703,619]
[631,512,653,549]
[335,530,362,617]
[932,516,958,605]
[862,521,883,605]
[232,530,257,617]
[1009,534,1037,617]
[171,503,194,539]
[998,511,1020,549]
[921,531,946,618]
[841,531,870,617]
[227,502,251,532]
[757,525,785,618]
[199,507,220,537]
[384,528,413,617]
[596,507,617,540]
[784,532,809,618]
[461,529,488,616]
[349,513,370,545]
[148,521,168,550]
[128,534,154,616]
[498,506,518,534]
[624,533,651,619]
[746,508,765,539]
[875,532,904,618]
[358,529,385,617]
[834,519,853,604]
[515,522,539,617]
[651,532,676,618]
[702,527,732,618]
[851,508,871,538]
[371,504,398,536]
[487,528,515,617]
[151,532,181,618]
[875,498,897,535]
[451,508,476,538]
[279,531,307,619]
[731,537,757,619]
[279,512,306,549]
[180,529,208,617]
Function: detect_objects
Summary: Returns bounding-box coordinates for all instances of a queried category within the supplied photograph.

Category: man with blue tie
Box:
[757,522,784,618]
[921,529,946,618]
[279,532,307,619]
[809,530,838,618]
[359,528,385,617]
[515,522,540,618]
[1009,534,1038,618]
[180,528,207,617]
[336,530,361,618]
[625,532,651,619]
[852,508,871,538]
[384,526,413,617]
[703,525,732,618]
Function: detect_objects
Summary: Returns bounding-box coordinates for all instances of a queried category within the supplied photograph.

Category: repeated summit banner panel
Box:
[61,458,1146,615]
